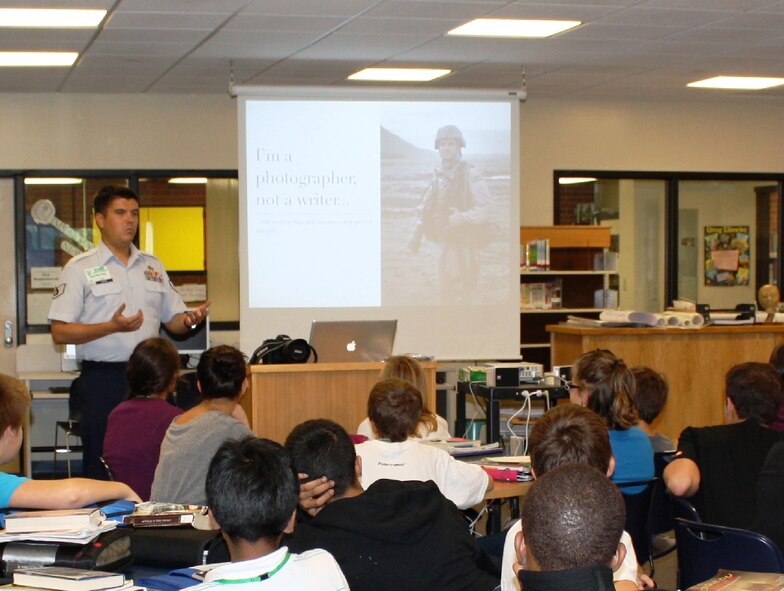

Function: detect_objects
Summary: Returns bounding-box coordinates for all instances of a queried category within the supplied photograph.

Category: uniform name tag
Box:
[85,265,112,284]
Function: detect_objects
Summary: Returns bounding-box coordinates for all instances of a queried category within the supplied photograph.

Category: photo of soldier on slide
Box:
[381,118,511,307]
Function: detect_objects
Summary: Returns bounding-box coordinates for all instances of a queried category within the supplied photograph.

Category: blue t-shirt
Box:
[0,472,30,509]
[609,426,654,494]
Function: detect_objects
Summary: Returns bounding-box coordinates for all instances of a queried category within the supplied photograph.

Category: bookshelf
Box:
[520,226,616,369]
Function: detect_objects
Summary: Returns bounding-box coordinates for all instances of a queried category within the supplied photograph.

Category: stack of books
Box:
[11,567,141,591]
[122,502,212,530]
[0,509,115,545]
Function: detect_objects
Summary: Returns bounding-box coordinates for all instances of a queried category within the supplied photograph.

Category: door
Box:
[0,178,17,376]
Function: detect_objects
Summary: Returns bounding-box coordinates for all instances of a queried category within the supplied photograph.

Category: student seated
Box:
[150,345,253,505]
[513,463,627,591]
[185,436,348,591]
[284,419,499,591]
[356,355,450,440]
[570,349,654,492]
[0,374,141,509]
[664,361,784,528]
[767,343,784,432]
[500,404,650,591]
[630,366,674,452]
[103,337,183,500]
[355,377,492,509]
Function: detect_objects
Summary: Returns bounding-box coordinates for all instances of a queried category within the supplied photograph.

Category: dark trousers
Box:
[70,361,128,479]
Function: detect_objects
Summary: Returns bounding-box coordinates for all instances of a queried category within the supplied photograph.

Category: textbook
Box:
[12,567,125,591]
[122,503,212,530]
[4,509,103,534]
[687,569,784,590]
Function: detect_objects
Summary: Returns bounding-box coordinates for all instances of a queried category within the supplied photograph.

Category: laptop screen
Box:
[308,320,397,363]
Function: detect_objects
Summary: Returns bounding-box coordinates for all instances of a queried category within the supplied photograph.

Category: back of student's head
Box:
[529,404,611,477]
[93,185,139,216]
[0,374,31,434]
[127,337,180,399]
[630,366,669,424]
[726,361,783,424]
[367,377,422,442]
[285,419,357,497]
[197,345,247,400]
[575,349,638,430]
[380,356,438,435]
[206,436,297,543]
[521,463,625,571]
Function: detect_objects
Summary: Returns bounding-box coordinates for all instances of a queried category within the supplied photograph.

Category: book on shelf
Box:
[4,509,103,534]
[122,502,212,530]
[12,567,125,591]
[521,239,549,271]
[520,279,562,310]
[686,569,784,591]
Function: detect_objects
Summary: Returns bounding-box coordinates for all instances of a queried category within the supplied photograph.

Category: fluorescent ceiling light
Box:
[0,52,77,67]
[448,19,581,38]
[688,76,784,90]
[169,177,209,184]
[559,177,597,185]
[0,8,106,28]
[348,68,451,82]
[24,177,83,185]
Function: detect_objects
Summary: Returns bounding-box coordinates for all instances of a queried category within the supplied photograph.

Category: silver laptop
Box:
[308,320,397,363]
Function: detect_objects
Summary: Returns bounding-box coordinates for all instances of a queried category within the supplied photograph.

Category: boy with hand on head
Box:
[188,436,348,591]
[0,374,141,509]
[514,463,627,591]
[500,404,652,591]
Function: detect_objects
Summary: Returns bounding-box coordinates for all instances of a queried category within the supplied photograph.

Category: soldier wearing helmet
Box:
[409,124,492,304]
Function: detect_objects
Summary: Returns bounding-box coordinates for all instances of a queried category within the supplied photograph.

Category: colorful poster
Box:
[704,225,750,286]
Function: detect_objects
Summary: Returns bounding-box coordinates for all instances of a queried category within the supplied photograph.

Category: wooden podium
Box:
[243,362,437,444]
[548,324,784,443]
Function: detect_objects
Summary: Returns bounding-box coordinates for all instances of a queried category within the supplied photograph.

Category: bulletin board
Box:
[704,225,750,286]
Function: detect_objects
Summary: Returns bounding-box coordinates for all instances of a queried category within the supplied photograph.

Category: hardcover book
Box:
[4,509,103,534]
[12,567,125,591]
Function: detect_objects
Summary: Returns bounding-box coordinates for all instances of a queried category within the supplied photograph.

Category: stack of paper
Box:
[0,509,115,545]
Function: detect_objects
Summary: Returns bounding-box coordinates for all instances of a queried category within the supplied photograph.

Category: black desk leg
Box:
[456,388,466,438]
[487,398,501,445]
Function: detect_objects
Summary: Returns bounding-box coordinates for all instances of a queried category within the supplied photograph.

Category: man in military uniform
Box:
[409,125,492,303]
[48,185,210,479]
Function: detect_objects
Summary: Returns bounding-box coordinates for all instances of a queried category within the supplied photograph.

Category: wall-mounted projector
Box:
[483,362,544,387]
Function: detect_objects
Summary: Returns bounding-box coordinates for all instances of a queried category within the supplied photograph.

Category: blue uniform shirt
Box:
[48,241,187,362]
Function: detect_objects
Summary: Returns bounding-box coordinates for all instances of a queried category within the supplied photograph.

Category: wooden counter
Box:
[548,324,784,443]
[243,362,436,444]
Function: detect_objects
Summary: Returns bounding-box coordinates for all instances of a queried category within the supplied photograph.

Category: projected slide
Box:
[245,99,512,309]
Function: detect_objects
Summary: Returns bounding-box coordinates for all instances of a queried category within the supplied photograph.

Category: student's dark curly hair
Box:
[521,463,625,571]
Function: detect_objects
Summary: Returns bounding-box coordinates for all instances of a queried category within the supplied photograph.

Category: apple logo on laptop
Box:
[346,340,357,352]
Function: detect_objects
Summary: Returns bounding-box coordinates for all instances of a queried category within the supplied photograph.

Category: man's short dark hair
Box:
[630,366,669,424]
[529,404,611,477]
[93,185,139,216]
[205,436,298,544]
[726,362,784,424]
[285,419,357,497]
[521,463,625,571]
[367,378,422,442]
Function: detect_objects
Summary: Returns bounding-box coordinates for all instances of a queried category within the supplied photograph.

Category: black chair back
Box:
[674,518,784,590]
[617,478,657,566]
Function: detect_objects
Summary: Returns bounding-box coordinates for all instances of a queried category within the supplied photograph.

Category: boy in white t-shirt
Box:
[189,436,348,591]
[355,377,493,510]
